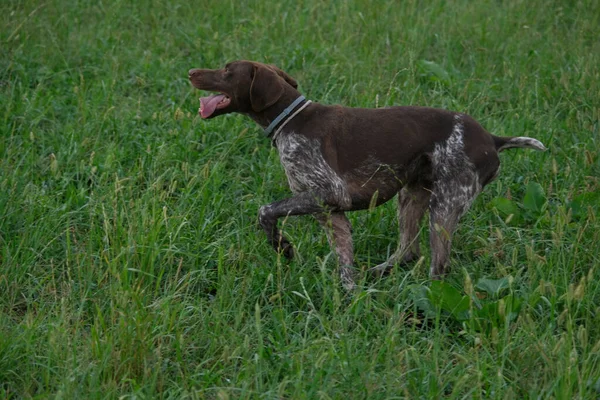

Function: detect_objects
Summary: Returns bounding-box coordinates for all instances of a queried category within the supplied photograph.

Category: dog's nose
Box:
[188,69,200,79]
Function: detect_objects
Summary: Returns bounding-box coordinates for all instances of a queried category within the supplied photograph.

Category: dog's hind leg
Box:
[428,173,480,279]
[369,185,430,277]
[315,212,356,290]
[427,114,485,278]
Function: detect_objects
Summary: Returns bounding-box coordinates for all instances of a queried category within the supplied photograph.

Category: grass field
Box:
[2,0,600,398]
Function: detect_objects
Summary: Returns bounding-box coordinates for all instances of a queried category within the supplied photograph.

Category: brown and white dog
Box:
[188,60,546,290]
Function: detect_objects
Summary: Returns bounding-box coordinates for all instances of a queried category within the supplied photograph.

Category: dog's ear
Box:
[250,65,285,112]
[269,64,298,89]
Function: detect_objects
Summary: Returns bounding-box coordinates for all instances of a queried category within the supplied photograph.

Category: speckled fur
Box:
[428,115,481,277]
[276,131,351,208]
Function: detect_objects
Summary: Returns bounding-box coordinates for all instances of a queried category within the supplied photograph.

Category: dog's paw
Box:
[274,236,294,260]
[280,241,294,260]
[342,279,357,291]
[340,266,357,291]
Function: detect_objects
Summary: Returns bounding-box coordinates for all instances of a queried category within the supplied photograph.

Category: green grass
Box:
[1,0,600,398]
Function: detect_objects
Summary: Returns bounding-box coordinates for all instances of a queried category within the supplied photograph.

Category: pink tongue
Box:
[200,94,226,118]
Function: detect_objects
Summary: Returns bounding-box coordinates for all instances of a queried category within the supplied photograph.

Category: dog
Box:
[188,60,546,290]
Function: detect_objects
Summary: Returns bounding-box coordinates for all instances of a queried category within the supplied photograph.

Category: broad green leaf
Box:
[502,294,523,323]
[429,281,470,320]
[569,191,600,220]
[473,294,522,332]
[409,284,437,318]
[523,182,546,215]
[475,276,511,298]
[418,60,451,85]
[490,197,521,223]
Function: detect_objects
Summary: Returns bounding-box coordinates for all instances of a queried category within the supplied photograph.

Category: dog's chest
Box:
[275,132,350,206]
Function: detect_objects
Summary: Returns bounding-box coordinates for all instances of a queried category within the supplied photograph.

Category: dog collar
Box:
[264,95,309,138]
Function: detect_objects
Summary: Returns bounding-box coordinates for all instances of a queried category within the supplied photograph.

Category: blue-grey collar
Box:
[264,95,307,137]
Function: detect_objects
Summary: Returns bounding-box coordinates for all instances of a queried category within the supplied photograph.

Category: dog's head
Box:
[188,60,298,119]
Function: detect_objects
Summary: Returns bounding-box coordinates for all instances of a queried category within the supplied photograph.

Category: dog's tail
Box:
[493,136,547,152]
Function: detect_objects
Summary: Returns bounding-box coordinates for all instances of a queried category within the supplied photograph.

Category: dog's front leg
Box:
[315,212,356,291]
[258,192,329,260]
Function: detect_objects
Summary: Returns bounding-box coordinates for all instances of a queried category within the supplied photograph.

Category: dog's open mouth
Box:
[199,94,231,118]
